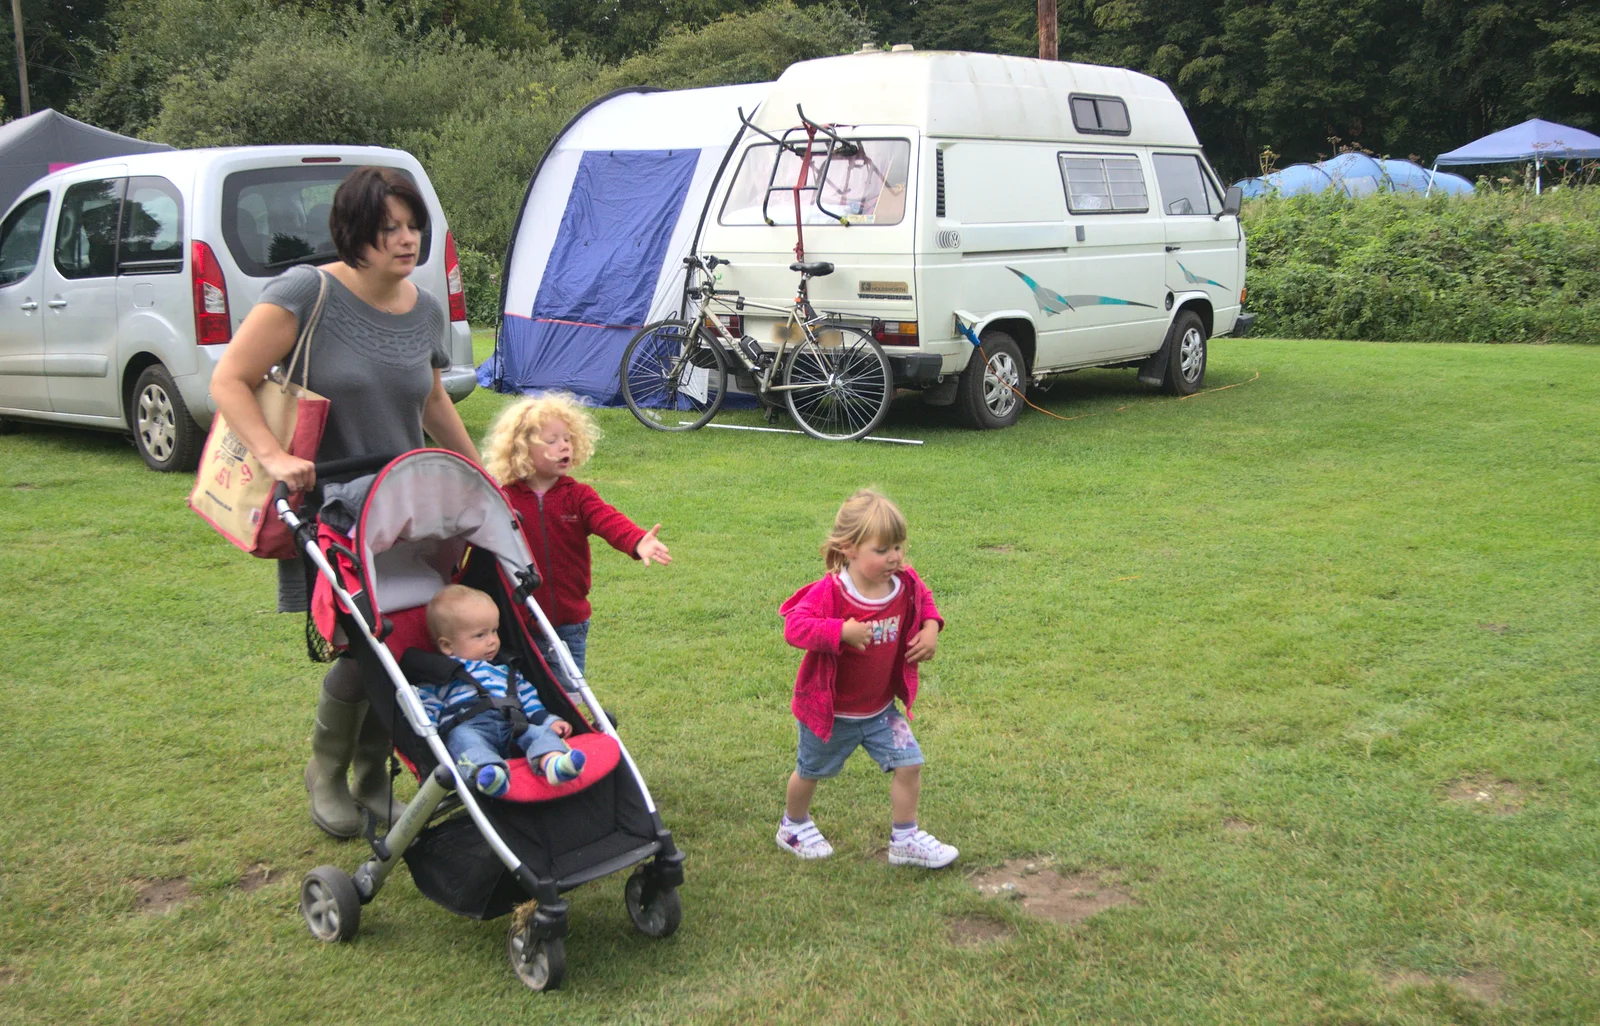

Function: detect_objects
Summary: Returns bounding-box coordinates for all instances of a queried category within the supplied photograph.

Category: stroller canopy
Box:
[356,451,531,617]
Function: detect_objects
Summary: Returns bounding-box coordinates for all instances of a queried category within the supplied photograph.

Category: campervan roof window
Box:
[720,139,911,226]
[1070,95,1131,136]
[1059,155,1149,214]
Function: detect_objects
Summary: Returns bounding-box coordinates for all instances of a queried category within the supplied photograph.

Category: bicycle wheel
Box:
[781,324,893,441]
[620,319,728,432]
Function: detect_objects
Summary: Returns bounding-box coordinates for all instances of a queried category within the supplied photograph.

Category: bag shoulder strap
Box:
[281,268,330,392]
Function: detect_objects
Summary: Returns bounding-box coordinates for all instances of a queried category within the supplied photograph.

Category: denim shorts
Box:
[796,705,924,779]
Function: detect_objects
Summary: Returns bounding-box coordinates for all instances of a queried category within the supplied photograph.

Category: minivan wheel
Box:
[955,330,1025,429]
[131,364,202,472]
[1161,311,1207,396]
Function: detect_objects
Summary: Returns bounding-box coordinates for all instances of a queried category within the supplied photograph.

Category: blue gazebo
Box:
[1429,118,1600,195]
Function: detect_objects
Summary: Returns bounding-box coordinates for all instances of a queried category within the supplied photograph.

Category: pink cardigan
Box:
[779,566,943,741]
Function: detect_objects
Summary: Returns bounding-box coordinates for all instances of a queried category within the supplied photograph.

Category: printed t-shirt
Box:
[832,572,909,718]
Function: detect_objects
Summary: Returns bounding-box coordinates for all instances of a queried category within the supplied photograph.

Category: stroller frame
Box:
[280,451,684,991]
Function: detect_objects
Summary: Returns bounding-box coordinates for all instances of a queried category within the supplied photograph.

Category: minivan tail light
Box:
[192,241,232,345]
[444,231,467,322]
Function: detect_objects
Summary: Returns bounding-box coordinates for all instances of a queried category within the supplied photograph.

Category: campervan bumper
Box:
[442,363,478,402]
[890,352,944,388]
[1231,312,1258,338]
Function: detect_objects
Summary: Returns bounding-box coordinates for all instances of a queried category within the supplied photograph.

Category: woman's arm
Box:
[421,370,481,463]
[210,302,314,489]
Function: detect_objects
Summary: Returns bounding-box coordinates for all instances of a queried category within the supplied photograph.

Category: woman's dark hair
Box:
[330,166,429,267]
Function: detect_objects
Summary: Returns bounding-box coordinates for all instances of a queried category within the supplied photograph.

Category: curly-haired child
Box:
[483,394,671,676]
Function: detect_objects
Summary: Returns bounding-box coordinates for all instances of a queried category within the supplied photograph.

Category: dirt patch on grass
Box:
[946,914,1014,947]
[1222,818,1255,833]
[0,967,18,985]
[12,483,36,490]
[979,544,1014,553]
[1444,775,1524,815]
[237,863,287,892]
[134,877,193,913]
[1477,622,1508,633]
[969,860,1134,927]
[1385,968,1505,1006]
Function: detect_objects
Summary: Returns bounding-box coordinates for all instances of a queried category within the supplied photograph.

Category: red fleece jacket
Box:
[504,476,648,627]
[779,566,943,742]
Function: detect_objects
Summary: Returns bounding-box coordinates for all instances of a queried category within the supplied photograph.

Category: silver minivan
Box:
[0,145,477,470]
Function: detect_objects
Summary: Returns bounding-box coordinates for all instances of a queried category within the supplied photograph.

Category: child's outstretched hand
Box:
[904,621,940,664]
[549,718,571,738]
[840,618,870,652]
[636,524,672,566]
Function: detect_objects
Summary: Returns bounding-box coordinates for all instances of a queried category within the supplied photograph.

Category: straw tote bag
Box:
[189,270,331,559]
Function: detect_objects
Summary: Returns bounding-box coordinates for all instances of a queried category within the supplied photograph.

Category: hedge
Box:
[1241,189,1600,344]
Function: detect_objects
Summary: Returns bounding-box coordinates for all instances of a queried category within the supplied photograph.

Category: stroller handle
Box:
[270,453,401,506]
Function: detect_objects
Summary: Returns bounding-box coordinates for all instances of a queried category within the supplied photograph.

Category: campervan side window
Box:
[1153,153,1223,215]
[1058,155,1148,214]
[719,139,911,226]
[1069,95,1131,136]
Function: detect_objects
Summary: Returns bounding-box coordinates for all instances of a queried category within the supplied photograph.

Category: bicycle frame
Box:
[680,256,843,398]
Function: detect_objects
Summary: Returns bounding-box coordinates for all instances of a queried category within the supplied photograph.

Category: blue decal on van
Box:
[1006,266,1155,314]
[1176,262,1227,290]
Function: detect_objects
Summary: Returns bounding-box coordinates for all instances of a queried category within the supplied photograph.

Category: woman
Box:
[212,166,479,839]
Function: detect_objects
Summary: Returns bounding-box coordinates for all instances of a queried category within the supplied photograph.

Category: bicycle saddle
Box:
[789,261,835,277]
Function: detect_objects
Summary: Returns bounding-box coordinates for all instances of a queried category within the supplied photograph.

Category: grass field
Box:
[1,336,1597,1025]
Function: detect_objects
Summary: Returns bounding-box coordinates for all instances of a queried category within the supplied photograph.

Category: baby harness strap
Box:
[399,649,531,739]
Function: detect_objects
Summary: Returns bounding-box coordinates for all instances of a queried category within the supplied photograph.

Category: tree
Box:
[1,0,114,120]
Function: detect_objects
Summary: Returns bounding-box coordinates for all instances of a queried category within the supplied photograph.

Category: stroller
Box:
[278,449,685,991]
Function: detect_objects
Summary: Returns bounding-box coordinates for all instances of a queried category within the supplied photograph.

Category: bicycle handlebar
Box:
[686,254,730,271]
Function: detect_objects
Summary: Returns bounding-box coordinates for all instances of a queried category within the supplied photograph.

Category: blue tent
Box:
[1234,157,1473,199]
[1431,118,1600,195]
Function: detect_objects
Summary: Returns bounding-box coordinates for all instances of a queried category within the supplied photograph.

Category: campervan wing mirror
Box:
[1217,185,1243,220]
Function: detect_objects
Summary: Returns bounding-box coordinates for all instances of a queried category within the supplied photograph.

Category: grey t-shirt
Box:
[263,263,451,612]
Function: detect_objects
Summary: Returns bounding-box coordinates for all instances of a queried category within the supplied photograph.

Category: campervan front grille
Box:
[935,150,946,218]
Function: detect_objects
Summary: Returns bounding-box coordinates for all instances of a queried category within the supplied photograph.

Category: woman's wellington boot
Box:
[351,704,407,826]
[304,692,364,839]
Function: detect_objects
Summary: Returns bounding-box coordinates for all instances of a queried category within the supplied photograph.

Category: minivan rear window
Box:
[221,165,431,277]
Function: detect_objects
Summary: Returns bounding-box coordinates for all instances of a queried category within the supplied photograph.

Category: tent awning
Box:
[1434,118,1600,165]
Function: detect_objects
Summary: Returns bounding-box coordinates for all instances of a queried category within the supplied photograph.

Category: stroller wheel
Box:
[507,925,566,991]
[625,868,682,939]
[300,866,361,943]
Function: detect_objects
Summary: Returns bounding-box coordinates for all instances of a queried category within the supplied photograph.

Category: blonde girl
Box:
[484,394,670,674]
[775,489,955,867]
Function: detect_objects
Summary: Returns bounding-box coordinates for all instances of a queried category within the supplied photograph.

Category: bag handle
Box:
[280,268,330,394]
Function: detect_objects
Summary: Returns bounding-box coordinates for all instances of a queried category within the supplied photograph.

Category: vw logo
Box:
[936,229,961,249]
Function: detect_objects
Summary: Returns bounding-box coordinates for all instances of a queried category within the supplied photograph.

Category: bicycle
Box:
[618,254,894,442]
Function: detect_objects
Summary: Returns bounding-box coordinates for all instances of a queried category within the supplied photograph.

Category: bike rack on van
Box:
[735,104,864,263]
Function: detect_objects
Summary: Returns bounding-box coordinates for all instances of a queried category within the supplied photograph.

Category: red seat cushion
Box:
[394,731,622,803]
[499,732,622,802]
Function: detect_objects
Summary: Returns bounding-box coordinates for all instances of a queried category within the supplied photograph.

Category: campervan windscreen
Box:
[719,139,910,226]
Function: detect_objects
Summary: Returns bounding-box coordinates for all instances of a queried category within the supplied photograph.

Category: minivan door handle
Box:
[1164,245,1181,252]
[47,298,68,308]
[19,300,38,311]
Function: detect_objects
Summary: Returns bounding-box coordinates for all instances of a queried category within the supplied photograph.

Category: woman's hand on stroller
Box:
[262,450,317,491]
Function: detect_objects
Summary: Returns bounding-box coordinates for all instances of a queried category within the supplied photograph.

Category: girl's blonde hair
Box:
[821,489,908,571]
[483,393,600,484]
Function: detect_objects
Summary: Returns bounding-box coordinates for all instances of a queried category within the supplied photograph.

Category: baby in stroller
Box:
[421,584,587,795]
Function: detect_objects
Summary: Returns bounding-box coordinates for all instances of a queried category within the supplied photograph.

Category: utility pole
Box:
[1038,0,1058,61]
[10,0,29,116]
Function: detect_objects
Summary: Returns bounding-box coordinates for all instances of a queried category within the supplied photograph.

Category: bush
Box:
[455,245,504,327]
[1242,190,1600,343]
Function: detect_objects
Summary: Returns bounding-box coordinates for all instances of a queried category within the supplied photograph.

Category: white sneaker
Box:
[888,829,958,869]
[775,818,834,859]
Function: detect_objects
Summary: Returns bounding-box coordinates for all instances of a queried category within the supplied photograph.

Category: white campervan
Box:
[698,49,1254,428]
